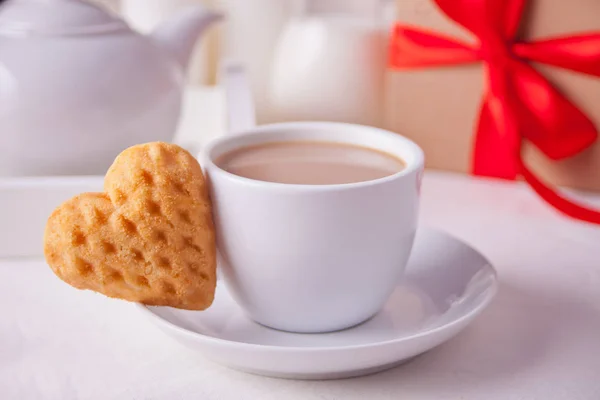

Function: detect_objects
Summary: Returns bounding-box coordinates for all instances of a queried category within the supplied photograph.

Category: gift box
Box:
[385,0,600,221]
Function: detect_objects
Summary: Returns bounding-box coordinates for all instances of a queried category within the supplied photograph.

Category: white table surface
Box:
[2,172,600,400]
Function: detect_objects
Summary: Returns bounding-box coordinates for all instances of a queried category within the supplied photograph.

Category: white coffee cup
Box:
[203,121,424,333]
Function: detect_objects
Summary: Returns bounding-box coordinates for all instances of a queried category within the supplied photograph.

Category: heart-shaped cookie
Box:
[44,142,216,310]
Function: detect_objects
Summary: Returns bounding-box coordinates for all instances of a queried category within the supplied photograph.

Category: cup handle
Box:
[219,61,257,134]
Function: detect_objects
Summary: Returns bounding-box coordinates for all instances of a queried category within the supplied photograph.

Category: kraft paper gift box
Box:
[385,0,600,193]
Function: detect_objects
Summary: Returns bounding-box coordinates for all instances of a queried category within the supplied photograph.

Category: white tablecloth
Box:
[2,172,600,400]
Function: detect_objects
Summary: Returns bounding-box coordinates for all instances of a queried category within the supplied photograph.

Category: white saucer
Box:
[137,228,497,380]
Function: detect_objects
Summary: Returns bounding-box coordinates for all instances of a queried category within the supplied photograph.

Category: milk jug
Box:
[268,0,394,127]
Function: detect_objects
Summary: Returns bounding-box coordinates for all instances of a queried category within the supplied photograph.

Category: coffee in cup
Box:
[215,141,406,185]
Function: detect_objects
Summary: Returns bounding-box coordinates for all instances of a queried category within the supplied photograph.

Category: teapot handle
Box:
[219,61,257,134]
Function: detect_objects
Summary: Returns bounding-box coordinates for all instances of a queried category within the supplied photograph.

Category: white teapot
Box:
[0,0,221,176]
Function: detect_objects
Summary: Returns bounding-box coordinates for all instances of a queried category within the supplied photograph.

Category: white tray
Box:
[3,172,600,259]
[0,177,104,258]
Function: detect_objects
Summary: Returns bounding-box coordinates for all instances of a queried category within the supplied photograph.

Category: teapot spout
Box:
[152,5,222,71]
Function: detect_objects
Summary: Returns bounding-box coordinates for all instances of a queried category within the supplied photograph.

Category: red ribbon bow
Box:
[389,0,600,224]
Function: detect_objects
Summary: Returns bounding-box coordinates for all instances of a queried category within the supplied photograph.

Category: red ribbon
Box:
[389,0,600,224]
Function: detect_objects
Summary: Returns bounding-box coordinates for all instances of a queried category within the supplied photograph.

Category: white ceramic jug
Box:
[0,0,221,176]
[268,0,394,127]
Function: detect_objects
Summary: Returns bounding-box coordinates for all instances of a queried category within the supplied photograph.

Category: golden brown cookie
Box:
[44,142,217,310]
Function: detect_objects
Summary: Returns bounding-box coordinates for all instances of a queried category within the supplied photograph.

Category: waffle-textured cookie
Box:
[44,142,216,310]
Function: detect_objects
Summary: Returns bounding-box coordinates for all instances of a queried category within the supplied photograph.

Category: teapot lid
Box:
[0,0,130,36]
